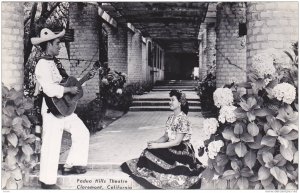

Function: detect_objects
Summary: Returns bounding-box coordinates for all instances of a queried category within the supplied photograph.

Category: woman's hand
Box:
[147,142,159,149]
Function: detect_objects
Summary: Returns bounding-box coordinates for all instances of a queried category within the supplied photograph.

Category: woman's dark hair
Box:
[169,89,189,115]
[39,39,55,52]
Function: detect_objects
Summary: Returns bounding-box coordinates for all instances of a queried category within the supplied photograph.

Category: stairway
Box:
[129,80,201,112]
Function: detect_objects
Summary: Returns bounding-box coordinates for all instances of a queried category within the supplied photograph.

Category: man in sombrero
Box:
[31,28,90,189]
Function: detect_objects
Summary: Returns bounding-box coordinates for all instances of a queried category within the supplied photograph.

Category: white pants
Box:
[39,112,90,184]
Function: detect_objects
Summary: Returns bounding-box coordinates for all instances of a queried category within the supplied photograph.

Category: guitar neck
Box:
[78,73,92,86]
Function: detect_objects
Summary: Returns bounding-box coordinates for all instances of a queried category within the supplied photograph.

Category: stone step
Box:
[24,163,144,190]
[152,88,195,92]
[132,97,199,101]
[129,106,201,112]
[153,85,196,89]
[131,100,200,106]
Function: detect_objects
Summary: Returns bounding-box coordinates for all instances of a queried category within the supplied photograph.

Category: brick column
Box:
[128,30,143,83]
[69,3,99,104]
[207,23,217,75]
[142,40,147,83]
[202,25,208,80]
[2,2,24,91]
[105,24,128,75]
[198,40,204,80]
[246,2,298,67]
[216,2,247,88]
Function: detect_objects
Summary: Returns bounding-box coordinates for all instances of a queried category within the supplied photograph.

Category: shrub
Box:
[2,85,36,189]
[200,43,298,189]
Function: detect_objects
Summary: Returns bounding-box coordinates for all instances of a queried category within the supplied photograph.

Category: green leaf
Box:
[3,106,15,117]
[261,136,276,147]
[215,179,228,189]
[234,108,247,119]
[25,134,36,144]
[215,154,229,167]
[237,177,249,189]
[273,154,287,167]
[7,133,18,147]
[258,166,270,180]
[266,129,278,137]
[293,151,298,164]
[247,122,259,136]
[279,125,294,136]
[239,101,250,111]
[2,127,12,135]
[21,115,32,128]
[222,128,240,143]
[1,171,11,189]
[254,108,271,117]
[226,143,236,156]
[2,114,13,127]
[247,97,257,108]
[240,132,254,142]
[248,133,263,149]
[6,177,17,189]
[12,117,22,126]
[201,168,215,181]
[244,150,256,169]
[280,142,294,161]
[235,142,247,157]
[286,183,298,190]
[268,117,282,132]
[282,130,298,140]
[7,146,18,156]
[270,166,288,185]
[11,168,22,181]
[222,170,237,180]
[262,152,273,164]
[247,112,256,122]
[278,136,289,148]
[261,176,273,188]
[234,123,244,135]
[22,144,33,156]
[231,160,242,171]
[240,167,254,177]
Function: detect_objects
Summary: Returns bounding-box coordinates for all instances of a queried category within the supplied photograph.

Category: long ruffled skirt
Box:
[121,142,204,189]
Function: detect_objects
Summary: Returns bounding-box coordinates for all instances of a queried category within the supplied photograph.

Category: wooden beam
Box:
[98,6,118,28]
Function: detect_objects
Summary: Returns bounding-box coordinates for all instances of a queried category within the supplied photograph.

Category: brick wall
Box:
[202,25,208,80]
[216,2,247,88]
[105,24,128,76]
[69,3,99,104]
[207,23,217,75]
[2,2,24,91]
[198,40,203,80]
[141,41,147,82]
[246,2,298,66]
[127,30,143,83]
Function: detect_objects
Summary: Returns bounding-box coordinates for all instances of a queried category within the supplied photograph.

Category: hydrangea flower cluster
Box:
[218,105,237,123]
[207,140,224,159]
[266,48,292,69]
[252,52,276,78]
[203,118,219,139]
[213,88,234,108]
[272,83,296,104]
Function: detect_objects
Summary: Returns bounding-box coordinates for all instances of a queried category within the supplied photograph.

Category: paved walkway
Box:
[60,111,208,165]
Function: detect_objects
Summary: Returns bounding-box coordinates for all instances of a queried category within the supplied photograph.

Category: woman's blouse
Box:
[165,111,192,142]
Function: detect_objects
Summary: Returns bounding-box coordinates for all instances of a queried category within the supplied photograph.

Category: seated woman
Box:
[121,90,204,189]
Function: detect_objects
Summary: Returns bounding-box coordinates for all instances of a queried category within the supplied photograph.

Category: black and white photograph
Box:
[1,1,299,190]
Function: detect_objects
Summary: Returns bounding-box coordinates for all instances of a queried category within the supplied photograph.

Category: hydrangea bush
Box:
[200,43,298,189]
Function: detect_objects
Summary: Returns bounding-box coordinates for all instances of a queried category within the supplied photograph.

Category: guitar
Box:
[44,61,101,118]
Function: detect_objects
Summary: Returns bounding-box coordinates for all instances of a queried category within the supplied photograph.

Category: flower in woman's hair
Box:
[116,88,123,94]
[213,88,234,108]
[203,118,219,138]
[207,140,224,159]
[272,83,296,104]
[252,52,276,78]
[102,78,109,85]
[218,105,237,123]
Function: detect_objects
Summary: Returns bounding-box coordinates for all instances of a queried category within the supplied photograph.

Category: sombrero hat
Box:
[31,28,65,45]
